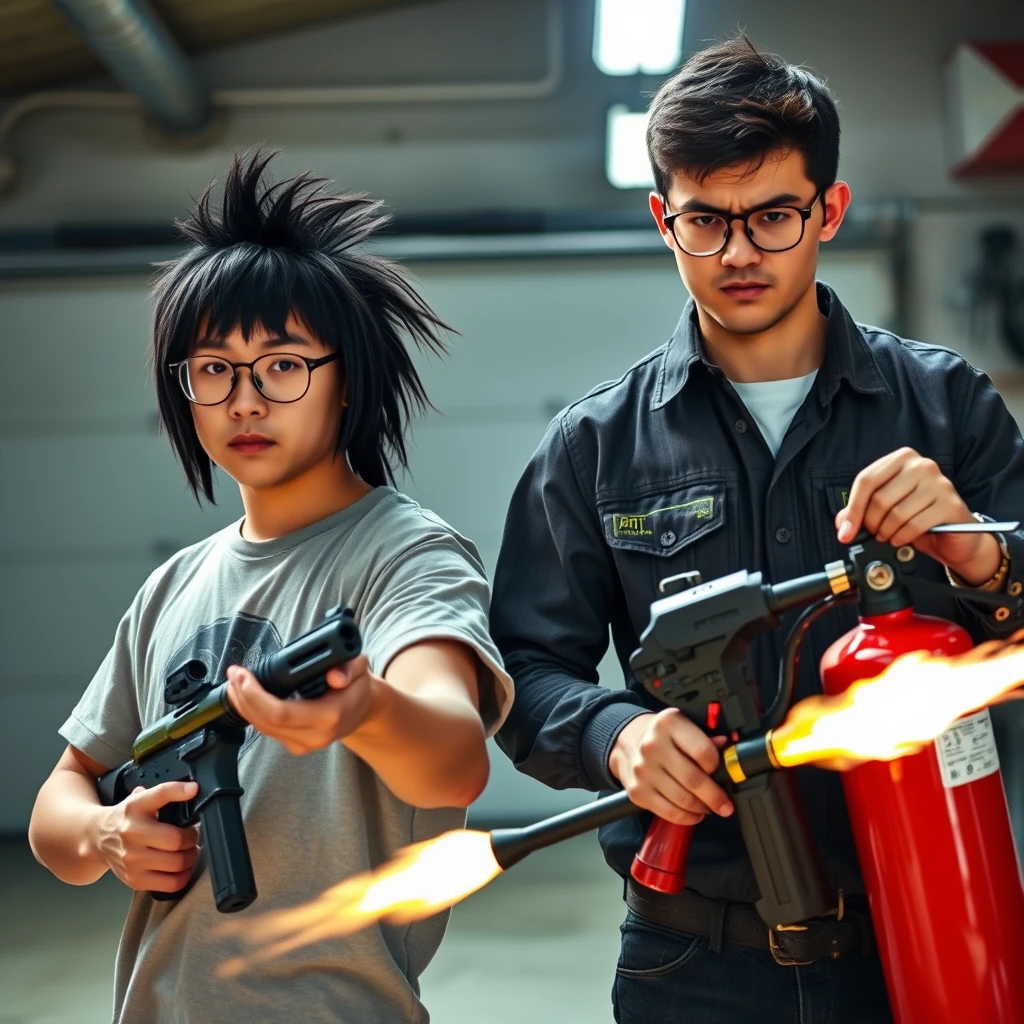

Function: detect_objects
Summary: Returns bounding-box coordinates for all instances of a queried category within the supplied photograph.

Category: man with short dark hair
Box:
[491,37,1024,1022]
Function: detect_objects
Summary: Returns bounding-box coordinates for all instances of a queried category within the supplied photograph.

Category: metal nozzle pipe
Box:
[722,733,782,784]
[487,737,787,874]
[767,568,849,614]
[489,790,637,870]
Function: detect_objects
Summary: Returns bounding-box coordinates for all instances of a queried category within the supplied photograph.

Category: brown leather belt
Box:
[626,878,874,965]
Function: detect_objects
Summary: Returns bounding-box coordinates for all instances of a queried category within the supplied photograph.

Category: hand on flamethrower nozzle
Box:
[620,519,1023,929]
[95,607,362,913]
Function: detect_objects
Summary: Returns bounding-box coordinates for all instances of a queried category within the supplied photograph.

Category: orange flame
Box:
[772,628,1024,769]
[216,628,1024,973]
[215,829,500,978]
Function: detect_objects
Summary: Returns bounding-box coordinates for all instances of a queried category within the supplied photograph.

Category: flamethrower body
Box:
[628,569,840,927]
[96,607,362,913]
[626,526,1023,935]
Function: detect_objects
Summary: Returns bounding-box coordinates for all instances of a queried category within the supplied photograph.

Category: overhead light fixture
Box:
[606,105,654,189]
[593,0,686,76]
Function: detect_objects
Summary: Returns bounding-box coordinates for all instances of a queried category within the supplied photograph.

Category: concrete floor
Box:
[0,832,624,1024]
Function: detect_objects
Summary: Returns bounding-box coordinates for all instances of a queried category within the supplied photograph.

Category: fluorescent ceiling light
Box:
[593,0,686,76]
[606,105,654,189]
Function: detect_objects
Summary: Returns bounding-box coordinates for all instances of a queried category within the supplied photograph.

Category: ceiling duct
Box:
[51,0,211,135]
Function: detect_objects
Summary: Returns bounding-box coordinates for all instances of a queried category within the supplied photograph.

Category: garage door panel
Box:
[1,436,243,550]
[406,257,684,413]
[0,691,83,831]
[0,561,159,678]
[0,276,156,423]
[398,417,549,552]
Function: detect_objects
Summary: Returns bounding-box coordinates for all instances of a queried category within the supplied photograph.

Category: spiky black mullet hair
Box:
[151,148,450,503]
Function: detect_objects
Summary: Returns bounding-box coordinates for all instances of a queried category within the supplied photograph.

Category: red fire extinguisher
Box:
[821,541,1024,1024]
[626,526,1024,1023]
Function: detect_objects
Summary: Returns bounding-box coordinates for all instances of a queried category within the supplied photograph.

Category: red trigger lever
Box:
[706,701,722,731]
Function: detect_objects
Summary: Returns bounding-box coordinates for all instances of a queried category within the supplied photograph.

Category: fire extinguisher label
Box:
[934,708,1001,789]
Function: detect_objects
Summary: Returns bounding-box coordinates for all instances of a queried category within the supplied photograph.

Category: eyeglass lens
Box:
[673,206,807,256]
[178,354,310,405]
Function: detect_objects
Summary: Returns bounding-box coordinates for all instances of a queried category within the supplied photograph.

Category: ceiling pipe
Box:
[0,0,561,142]
[50,0,211,135]
[0,0,562,196]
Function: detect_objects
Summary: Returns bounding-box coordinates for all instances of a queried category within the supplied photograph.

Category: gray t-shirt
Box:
[60,487,512,1024]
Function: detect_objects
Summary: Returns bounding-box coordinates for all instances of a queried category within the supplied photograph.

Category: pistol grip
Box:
[731,771,833,927]
[149,799,197,902]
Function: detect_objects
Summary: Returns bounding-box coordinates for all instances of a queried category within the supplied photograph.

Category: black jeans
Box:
[612,910,893,1024]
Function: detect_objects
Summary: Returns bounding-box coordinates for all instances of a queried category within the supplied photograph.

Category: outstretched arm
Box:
[228,638,490,808]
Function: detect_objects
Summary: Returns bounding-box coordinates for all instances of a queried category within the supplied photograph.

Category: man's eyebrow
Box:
[672,192,804,215]
[192,332,314,350]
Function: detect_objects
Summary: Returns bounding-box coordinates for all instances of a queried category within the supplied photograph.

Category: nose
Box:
[720,219,761,268]
[227,365,268,418]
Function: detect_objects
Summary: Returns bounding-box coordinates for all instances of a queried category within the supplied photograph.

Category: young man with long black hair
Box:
[29,150,511,1024]
[490,37,1024,1023]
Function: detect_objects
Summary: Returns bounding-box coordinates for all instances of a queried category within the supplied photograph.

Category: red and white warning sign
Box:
[945,42,1024,177]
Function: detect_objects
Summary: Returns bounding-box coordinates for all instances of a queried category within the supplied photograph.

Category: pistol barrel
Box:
[131,684,235,762]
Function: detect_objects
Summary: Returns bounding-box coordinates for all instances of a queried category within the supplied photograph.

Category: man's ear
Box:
[819,181,853,243]
[649,192,675,251]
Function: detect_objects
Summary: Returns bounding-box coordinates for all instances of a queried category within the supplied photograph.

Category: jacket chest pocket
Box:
[811,454,956,561]
[810,469,856,563]
[598,480,737,619]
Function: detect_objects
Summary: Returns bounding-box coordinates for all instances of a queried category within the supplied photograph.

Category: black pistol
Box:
[97,606,362,913]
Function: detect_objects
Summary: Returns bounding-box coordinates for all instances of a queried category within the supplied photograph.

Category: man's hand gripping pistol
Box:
[96,607,362,913]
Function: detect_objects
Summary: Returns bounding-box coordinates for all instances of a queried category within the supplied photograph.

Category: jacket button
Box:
[735,419,748,433]
[660,530,677,548]
[775,527,792,544]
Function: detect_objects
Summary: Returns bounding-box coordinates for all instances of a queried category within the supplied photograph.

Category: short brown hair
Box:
[646,36,840,198]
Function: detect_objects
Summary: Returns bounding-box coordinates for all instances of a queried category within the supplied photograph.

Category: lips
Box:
[228,434,275,454]
[721,282,770,300]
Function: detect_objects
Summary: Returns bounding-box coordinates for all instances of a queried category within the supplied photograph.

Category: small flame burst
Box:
[216,829,500,978]
[772,627,1024,769]
[216,629,1024,975]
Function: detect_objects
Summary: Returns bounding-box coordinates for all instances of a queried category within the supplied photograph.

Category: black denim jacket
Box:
[491,283,1024,902]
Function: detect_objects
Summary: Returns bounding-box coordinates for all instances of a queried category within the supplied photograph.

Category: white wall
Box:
[0,247,895,831]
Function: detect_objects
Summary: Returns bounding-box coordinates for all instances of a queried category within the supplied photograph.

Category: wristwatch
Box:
[945,512,1011,593]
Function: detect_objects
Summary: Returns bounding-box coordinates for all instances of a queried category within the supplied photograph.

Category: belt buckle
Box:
[769,890,848,966]
[768,924,815,967]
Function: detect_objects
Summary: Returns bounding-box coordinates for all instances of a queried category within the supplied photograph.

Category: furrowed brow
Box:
[673,192,804,215]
